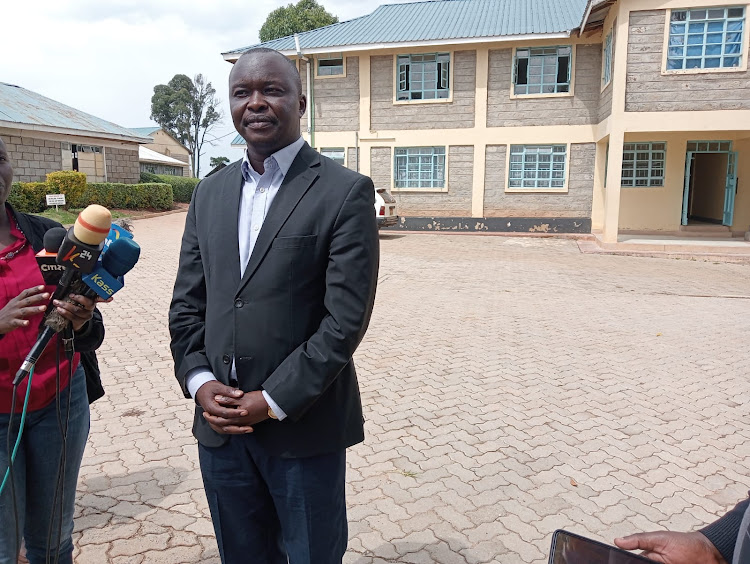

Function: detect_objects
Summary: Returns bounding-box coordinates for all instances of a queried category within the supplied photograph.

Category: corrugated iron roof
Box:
[0,82,150,143]
[131,126,161,137]
[224,0,589,56]
[231,134,245,146]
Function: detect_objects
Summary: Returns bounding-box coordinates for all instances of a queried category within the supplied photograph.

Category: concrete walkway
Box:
[72,213,750,563]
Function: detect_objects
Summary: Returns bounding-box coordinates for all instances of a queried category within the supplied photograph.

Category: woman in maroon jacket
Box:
[0,136,105,564]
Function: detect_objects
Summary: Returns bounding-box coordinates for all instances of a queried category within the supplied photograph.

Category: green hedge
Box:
[139,171,162,183]
[47,171,87,208]
[156,174,199,203]
[78,183,173,211]
[7,182,48,213]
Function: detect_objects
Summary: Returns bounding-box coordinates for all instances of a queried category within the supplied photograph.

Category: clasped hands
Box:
[195,381,270,435]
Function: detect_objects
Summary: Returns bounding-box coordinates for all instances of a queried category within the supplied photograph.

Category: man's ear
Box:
[299,95,307,117]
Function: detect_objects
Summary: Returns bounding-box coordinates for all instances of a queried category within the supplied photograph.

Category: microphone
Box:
[45,205,112,332]
[14,206,112,386]
[35,227,67,285]
[81,237,141,299]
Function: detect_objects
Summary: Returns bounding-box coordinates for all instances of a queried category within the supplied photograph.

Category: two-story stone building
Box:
[224,0,750,241]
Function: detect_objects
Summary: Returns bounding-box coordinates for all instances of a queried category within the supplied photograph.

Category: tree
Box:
[210,156,230,168]
[259,0,338,42]
[150,74,222,177]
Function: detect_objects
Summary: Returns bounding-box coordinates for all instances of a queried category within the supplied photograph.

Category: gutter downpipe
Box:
[295,34,315,149]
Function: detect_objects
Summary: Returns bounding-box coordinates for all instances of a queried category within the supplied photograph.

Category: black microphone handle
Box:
[13,326,56,386]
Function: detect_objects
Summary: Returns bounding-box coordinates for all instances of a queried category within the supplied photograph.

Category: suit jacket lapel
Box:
[215,161,243,289]
[236,144,320,295]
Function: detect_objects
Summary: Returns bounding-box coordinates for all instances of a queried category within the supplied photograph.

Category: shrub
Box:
[46,171,87,208]
[7,182,48,213]
[156,174,200,203]
[79,183,173,211]
[139,171,161,183]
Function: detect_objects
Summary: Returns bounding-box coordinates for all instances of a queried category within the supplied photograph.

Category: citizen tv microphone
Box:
[81,237,141,299]
[14,205,112,386]
[35,227,67,285]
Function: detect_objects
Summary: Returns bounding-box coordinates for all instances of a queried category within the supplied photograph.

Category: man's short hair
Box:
[238,47,303,94]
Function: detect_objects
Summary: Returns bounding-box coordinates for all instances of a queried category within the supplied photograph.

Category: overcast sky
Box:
[4,0,414,176]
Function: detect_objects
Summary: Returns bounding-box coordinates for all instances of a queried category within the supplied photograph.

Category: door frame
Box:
[681,140,736,227]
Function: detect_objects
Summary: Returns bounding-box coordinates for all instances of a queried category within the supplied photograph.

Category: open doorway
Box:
[682,141,737,227]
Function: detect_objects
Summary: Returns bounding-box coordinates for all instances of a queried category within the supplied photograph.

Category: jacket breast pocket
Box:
[271,235,317,249]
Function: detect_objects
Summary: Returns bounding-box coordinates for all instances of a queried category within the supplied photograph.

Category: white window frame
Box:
[510,45,575,98]
[394,52,453,104]
[662,6,748,74]
[316,54,346,78]
[392,146,447,192]
[602,30,614,88]
[621,142,667,188]
[505,144,570,193]
[321,147,346,166]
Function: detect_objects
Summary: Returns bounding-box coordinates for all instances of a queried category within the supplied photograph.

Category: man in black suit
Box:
[169,47,379,564]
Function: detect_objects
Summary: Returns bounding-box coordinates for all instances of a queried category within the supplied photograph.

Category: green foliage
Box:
[260,0,338,42]
[155,174,200,203]
[209,156,230,168]
[139,171,162,183]
[150,73,223,177]
[7,182,48,213]
[46,171,87,208]
[79,183,174,211]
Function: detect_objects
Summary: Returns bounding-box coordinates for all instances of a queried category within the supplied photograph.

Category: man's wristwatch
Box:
[267,406,278,420]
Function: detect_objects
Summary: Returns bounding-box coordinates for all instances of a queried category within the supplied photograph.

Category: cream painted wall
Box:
[618,132,749,232]
[149,130,190,162]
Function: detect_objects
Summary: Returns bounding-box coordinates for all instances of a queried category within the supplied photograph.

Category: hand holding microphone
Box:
[13,205,140,385]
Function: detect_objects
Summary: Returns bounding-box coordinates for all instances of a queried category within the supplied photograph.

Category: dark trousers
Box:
[198,435,347,564]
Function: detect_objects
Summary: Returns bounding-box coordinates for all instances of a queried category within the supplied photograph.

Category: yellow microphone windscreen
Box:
[73,205,112,245]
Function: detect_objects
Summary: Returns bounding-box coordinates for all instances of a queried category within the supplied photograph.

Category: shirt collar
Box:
[241,136,305,182]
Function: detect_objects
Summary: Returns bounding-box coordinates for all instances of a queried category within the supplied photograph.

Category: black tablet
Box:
[549,530,659,564]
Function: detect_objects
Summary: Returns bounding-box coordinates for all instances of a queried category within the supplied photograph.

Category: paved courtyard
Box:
[72,212,750,563]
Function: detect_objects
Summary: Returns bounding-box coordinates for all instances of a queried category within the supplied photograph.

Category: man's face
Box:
[229,53,306,155]
[0,138,13,205]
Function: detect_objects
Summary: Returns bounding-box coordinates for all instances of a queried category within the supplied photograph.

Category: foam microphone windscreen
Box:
[102,238,141,277]
[73,205,111,246]
[43,227,67,253]
[36,227,68,285]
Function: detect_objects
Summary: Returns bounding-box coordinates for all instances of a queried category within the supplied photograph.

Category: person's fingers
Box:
[16,292,50,307]
[203,411,249,426]
[614,536,642,550]
[220,425,254,434]
[18,305,48,318]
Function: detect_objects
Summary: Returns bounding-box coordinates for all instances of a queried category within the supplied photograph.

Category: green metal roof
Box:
[130,126,161,137]
[0,83,150,143]
[224,0,590,57]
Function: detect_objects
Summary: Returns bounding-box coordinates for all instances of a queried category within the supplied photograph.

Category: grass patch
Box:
[35,208,130,225]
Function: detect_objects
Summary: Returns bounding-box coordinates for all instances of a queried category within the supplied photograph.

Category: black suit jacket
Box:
[169,143,379,457]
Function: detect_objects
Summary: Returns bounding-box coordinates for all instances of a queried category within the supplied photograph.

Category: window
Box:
[394,147,446,189]
[140,163,182,176]
[667,6,745,70]
[621,142,666,187]
[514,46,572,95]
[602,30,613,86]
[321,147,345,166]
[317,55,344,76]
[508,145,567,190]
[396,53,450,100]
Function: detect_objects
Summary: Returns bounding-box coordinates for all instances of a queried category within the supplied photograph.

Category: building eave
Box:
[0,120,153,144]
[222,32,574,62]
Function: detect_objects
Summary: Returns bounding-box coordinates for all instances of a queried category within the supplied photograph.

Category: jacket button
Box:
[222,355,231,364]
[234,298,244,308]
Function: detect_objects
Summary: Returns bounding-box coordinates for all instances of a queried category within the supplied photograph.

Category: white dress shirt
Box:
[185,136,306,420]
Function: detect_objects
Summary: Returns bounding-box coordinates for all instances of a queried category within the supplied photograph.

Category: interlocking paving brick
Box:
[70,215,750,563]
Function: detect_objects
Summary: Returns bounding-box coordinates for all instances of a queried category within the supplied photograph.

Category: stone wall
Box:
[105,146,140,184]
[3,135,63,182]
